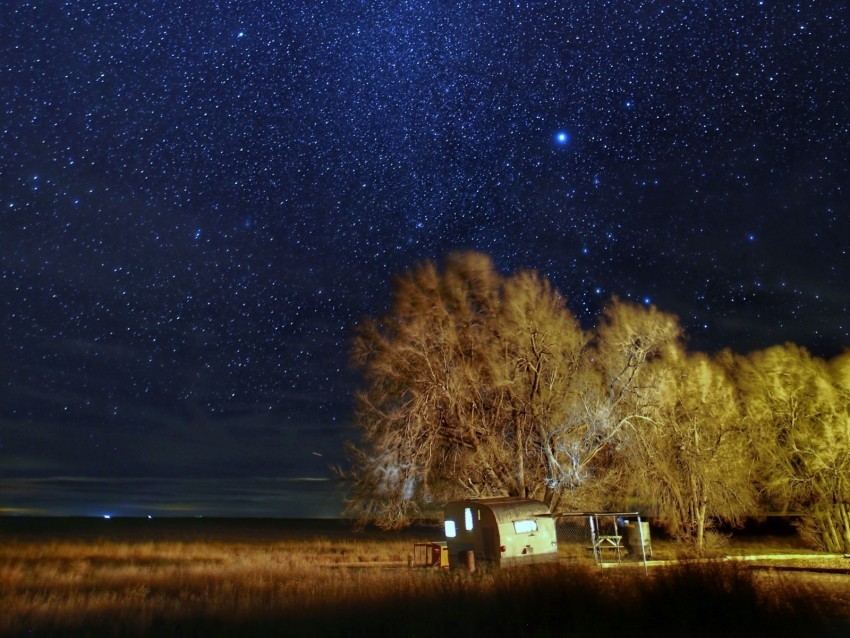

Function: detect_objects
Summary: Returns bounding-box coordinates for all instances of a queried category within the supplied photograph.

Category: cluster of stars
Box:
[0,1,848,486]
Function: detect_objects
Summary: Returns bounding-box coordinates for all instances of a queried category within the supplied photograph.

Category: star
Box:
[1,1,846,518]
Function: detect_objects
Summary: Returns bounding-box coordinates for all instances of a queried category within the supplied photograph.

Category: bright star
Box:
[555,131,569,145]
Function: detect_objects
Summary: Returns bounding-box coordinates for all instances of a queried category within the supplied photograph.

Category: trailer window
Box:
[444,520,457,538]
[464,508,474,531]
[514,519,538,534]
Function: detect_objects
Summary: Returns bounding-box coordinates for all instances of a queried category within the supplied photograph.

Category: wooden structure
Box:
[412,541,449,568]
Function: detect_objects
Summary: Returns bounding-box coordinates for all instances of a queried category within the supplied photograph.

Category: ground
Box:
[1,518,848,637]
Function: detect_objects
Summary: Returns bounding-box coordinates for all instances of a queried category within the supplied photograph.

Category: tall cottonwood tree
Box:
[738,345,850,553]
[344,253,682,528]
[343,252,850,549]
[619,348,755,550]
[345,253,589,528]
[486,269,589,504]
[542,299,683,512]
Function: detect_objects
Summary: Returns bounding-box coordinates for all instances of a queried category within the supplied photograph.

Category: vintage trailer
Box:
[443,497,559,569]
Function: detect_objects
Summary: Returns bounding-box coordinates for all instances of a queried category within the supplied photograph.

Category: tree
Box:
[485,268,589,506]
[619,347,755,550]
[738,345,850,553]
[541,298,683,512]
[344,252,850,550]
[344,252,588,528]
[343,253,688,528]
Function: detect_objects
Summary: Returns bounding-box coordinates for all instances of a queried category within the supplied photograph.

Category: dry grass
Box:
[1,521,848,637]
[0,532,414,636]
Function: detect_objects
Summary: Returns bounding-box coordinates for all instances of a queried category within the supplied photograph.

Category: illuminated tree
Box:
[343,252,850,549]
[343,253,686,528]
[619,348,755,550]
[344,252,588,528]
[485,268,590,508]
[738,345,850,553]
[543,298,683,512]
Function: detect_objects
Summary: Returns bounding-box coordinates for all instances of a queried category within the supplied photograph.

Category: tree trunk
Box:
[696,501,707,552]
[515,423,526,497]
[543,483,563,512]
[817,506,841,553]
[840,502,850,555]
[688,464,701,549]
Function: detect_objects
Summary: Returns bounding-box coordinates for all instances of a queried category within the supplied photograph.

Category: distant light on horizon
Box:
[0,477,344,518]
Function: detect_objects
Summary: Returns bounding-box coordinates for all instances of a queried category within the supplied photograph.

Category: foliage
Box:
[736,345,850,554]
[620,347,756,548]
[345,252,589,528]
[546,297,684,512]
[344,252,848,552]
[345,253,685,529]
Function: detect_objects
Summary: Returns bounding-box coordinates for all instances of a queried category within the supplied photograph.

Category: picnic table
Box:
[593,534,623,562]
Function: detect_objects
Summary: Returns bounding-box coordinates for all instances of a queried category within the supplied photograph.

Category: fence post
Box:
[589,515,600,564]
[637,514,648,574]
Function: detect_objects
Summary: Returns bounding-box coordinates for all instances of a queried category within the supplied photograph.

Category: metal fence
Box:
[554,512,651,566]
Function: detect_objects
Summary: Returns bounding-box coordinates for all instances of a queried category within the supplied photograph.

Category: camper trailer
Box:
[443,497,559,569]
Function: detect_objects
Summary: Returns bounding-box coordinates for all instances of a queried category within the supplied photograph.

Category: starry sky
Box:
[2,1,848,517]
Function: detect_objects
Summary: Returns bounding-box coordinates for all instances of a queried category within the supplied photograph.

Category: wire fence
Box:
[554,512,651,564]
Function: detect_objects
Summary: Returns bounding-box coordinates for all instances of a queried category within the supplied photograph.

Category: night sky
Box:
[2,2,848,517]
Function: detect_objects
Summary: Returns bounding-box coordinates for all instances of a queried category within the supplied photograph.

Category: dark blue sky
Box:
[1,1,848,516]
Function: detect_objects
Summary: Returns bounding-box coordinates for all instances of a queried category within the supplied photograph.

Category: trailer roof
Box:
[446,497,550,523]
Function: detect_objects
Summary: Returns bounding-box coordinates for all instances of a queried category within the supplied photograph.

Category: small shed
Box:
[443,497,559,569]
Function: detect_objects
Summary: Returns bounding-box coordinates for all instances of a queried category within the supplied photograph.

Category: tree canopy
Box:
[342,252,849,552]
[735,345,850,553]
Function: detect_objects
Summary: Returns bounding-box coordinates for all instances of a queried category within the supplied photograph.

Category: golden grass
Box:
[0,535,414,636]
[1,527,848,637]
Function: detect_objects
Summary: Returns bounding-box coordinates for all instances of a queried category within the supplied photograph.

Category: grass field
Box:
[1,518,848,637]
